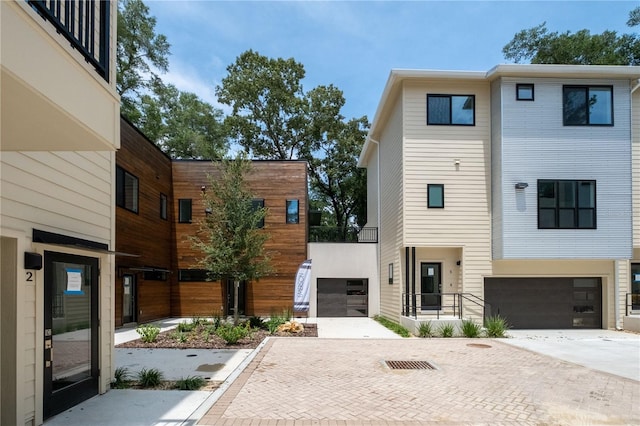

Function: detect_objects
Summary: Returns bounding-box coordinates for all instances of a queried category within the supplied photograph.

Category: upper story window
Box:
[427,184,444,208]
[116,166,138,213]
[427,94,475,126]
[160,193,168,220]
[178,199,192,223]
[516,84,534,101]
[252,199,265,228]
[538,180,596,229]
[286,200,299,224]
[563,86,613,126]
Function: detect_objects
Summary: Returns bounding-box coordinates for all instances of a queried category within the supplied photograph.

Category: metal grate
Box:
[385,360,436,370]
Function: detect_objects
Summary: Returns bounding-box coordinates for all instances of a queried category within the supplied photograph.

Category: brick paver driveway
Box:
[199,338,639,425]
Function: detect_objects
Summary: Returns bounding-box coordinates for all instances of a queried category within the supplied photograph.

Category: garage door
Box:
[317,279,368,317]
[484,277,601,329]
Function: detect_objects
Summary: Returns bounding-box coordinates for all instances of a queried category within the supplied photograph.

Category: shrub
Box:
[417,321,434,338]
[265,308,291,334]
[177,321,197,333]
[175,376,206,390]
[216,323,249,344]
[248,315,265,329]
[137,368,163,388]
[438,323,455,338]
[484,315,509,338]
[171,331,188,343]
[460,319,482,338]
[112,367,131,389]
[136,324,160,343]
[373,315,411,337]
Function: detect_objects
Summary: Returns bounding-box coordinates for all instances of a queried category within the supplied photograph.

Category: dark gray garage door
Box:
[484,277,601,329]
[317,279,368,317]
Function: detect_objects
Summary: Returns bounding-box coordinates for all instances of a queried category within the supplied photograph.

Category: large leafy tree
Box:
[503,7,640,65]
[190,155,273,324]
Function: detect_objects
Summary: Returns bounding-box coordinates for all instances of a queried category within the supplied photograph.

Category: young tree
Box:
[190,155,274,324]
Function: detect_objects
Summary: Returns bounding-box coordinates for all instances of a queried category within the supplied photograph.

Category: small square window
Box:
[178,199,192,223]
[286,200,299,224]
[427,184,444,208]
[516,84,534,101]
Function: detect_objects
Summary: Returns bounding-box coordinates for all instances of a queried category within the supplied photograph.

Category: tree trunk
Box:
[233,279,240,325]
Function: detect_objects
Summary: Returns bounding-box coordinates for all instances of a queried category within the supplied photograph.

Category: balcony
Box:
[309,226,378,243]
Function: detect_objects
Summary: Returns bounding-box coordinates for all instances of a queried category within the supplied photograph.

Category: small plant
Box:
[171,331,188,343]
[136,324,160,343]
[175,376,206,390]
[438,323,455,338]
[212,309,223,329]
[137,368,163,388]
[484,315,509,338]
[460,319,482,338]
[417,321,434,338]
[265,308,291,334]
[216,323,249,344]
[112,367,131,389]
[248,315,265,329]
[177,320,197,333]
[373,315,411,337]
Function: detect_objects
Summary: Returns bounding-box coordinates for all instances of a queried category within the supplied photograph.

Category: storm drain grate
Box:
[384,360,436,370]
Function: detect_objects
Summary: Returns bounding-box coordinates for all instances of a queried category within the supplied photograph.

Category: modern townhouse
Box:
[359,64,640,332]
[1,1,120,424]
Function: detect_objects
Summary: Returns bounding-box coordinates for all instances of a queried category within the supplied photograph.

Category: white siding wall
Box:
[402,80,492,299]
[633,89,640,249]
[491,80,504,259]
[496,78,633,259]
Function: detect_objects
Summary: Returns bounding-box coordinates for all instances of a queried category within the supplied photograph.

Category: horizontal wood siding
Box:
[171,161,308,317]
[115,118,173,325]
[172,282,224,317]
[498,78,633,259]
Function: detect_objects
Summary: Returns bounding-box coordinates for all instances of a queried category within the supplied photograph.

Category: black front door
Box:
[226,279,246,316]
[421,262,442,310]
[44,251,99,419]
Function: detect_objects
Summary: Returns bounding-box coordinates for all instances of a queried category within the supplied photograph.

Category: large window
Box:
[178,199,192,223]
[116,166,139,213]
[538,180,596,229]
[286,199,299,224]
[427,94,475,126]
[563,86,613,126]
[252,199,265,228]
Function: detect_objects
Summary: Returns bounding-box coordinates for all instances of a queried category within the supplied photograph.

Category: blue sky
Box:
[147,0,638,121]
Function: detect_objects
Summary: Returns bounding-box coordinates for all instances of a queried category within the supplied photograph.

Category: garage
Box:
[317,278,368,317]
[484,277,601,329]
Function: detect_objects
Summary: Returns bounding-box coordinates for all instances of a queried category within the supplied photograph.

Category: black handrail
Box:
[28,0,110,81]
[401,292,488,322]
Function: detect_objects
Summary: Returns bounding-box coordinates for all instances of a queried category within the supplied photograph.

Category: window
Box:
[178,269,209,282]
[143,270,168,281]
[563,86,613,126]
[178,199,192,223]
[427,184,444,208]
[252,199,265,228]
[516,84,534,101]
[538,180,596,229]
[286,199,299,224]
[116,166,139,213]
[427,94,475,125]
[160,193,168,220]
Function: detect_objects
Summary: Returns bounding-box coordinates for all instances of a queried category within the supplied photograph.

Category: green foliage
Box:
[177,321,197,333]
[248,316,265,329]
[175,376,206,390]
[136,323,160,343]
[373,315,411,338]
[137,368,163,388]
[460,319,482,338]
[112,367,131,389]
[484,315,510,338]
[438,323,455,338]
[417,321,434,338]
[170,331,188,343]
[265,308,291,334]
[215,323,249,344]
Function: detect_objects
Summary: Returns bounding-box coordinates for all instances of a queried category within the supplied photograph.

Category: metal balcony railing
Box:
[308,226,378,243]
[28,0,110,81]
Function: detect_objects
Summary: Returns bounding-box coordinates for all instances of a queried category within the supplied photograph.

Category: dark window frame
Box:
[537,179,597,229]
[178,269,210,282]
[427,94,476,126]
[427,184,445,209]
[252,199,265,228]
[160,193,168,220]
[562,85,613,126]
[286,199,299,224]
[116,165,139,214]
[516,83,535,101]
[178,199,192,223]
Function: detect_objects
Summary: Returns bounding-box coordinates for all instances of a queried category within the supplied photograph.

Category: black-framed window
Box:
[427,94,475,126]
[427,184,444,208]
[516,84,534,101]
[116,166,139,213]
[563,86,613,126]
[286,199,299,224]
[252,199,265,228]
[143,270,168,281]
[538,180,596,229]
[160,193,168,220]
[178,199,192,223]
[178,269,209,282]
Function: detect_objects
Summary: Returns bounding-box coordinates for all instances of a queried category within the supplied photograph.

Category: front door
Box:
[122,274,136,324]
[43,251,99,419]
[421,262,442,310]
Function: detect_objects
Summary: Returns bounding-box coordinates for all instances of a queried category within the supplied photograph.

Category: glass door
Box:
[43,252,99,419]
[122,274,136,324]
[420,262,442,310]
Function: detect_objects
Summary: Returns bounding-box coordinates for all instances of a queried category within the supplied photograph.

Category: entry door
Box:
[44,252,99,419]
[122,274,136,324]
[421,262,442,310]
[226,279,246,316]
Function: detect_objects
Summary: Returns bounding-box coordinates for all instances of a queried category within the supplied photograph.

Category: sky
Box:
[147,0,639,122]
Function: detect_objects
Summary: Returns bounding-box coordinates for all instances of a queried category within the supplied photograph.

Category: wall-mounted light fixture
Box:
[388,263,394,284]
[515,182,529,190]
[201,185,206,192]
[454,159,460,166]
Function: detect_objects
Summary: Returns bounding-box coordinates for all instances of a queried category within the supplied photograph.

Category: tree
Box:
[503,8,640,65]
[190,155,274,324]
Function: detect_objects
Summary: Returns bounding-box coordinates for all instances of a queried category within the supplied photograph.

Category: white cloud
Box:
[161,61,232,114]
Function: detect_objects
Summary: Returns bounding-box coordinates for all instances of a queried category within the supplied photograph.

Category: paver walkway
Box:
[198,337,640,425]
